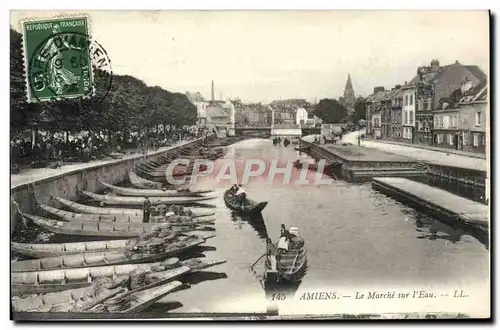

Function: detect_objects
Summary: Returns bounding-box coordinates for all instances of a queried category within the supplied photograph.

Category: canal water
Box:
[158,138,489,314]
[12,138,489,315]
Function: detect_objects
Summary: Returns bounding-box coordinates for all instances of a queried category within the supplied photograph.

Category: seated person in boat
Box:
[234,184,247,206]
[229,184,239,195]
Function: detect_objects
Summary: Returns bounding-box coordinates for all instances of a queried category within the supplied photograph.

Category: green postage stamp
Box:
[21,16,94,102]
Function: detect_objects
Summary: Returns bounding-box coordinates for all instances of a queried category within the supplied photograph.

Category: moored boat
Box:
[24,214,206,238]
[12,258,227,295]
[98,180,213,197]
[11,240,129,258]
[128,170,163,189]
[223,189,267,214]
[78,190,216,206]
[11,236,206,272]
[40,203,215,225]
[13,269,186,313]
[53,196,215,218]
[11,234,216,258]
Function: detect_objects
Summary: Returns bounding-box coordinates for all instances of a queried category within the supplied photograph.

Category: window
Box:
[436,134,442,144]
[403,111,407,125]
[405,95,408,106]
[450,115,457,128]
[410,94,414,106]
[473,133,479,146]
[409,111,414,125]
[423,99,428,111]
[475,111,481,125]
[461,114,468,124]
[463,132,469,146]
[448,134,454,145]
[482,134,486,146]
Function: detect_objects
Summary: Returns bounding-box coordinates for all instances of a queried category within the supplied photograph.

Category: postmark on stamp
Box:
[21,15,112,102]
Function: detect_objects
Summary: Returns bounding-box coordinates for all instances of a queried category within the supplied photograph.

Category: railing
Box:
[273,124,300,129]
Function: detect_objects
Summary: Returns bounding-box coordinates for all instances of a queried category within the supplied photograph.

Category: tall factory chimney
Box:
[211,80,215,102]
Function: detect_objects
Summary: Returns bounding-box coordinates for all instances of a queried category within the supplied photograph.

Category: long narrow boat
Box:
[136,163,193,175]
[12,258,227,294]
[98,180,213,197]
[265,227,307,283]
[12,240,129,258]
[13,267,187,312]
[53,196,215,218]
[40,204,216,225]
[79,190,216,206]
[11,236,207,272]
[128,171,163,189]
[223,190,268,214]
[11,234,216,258]
[24,214,206,238]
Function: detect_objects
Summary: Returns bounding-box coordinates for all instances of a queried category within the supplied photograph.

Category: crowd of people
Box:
[10,125,213,168]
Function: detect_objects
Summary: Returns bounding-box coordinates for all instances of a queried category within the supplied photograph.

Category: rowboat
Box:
[128,171,163,189]
[12,258,227,294]
[13,268,187,313]
[53,197,215,218]
[97,180,213,197]
[24,214,205,238]
[265,227,307,283]
[223,190,268,214]
[40,204,216,225]
[12,240,129,258]
[136,163,193,176]
[11,236,206,272]
[11,234,216,258]
[292,160,335,172]
[78,190,216,206]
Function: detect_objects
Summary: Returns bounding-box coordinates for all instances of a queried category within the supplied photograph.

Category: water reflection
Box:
[230,211,269,239]
[402,208,488,249]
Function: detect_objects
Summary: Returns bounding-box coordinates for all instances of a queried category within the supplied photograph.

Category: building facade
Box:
[401,84,416,142]
[390,87,403,139]
[296,107,308,126]
[412,60,486,146]
[365,86,386,137]
[185,91,209,125]
[458,85,487,154]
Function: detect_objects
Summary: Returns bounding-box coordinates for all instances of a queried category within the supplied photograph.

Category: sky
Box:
[10,10,489,103]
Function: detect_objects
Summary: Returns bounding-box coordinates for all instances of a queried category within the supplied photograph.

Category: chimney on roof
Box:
[430,59,440,73]
[374,86,385,93]
[211,80,215,102]
[395,84,401,89]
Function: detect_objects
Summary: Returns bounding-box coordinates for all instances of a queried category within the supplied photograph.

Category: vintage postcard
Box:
[9,10,490,320]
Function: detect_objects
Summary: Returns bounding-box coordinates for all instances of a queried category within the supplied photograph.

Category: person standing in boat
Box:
[143,197,151,223]
[280,224,291,240]
[235,184,247,206]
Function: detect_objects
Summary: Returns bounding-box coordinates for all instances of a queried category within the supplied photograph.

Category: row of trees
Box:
[313,97,366,124]
[10,28,197,138]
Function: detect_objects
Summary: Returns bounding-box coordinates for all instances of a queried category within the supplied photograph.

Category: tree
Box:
[313,99,347,124]
[352,97,367,123]
[10,25,198,138]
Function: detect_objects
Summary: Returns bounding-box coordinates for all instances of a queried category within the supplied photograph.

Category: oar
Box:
[250,253,266,270]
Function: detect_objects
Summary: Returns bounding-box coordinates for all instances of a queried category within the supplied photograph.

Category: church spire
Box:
[345,74,353,91]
